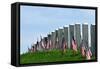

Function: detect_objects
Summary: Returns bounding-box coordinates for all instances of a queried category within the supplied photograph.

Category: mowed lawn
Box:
[20,49,95,64]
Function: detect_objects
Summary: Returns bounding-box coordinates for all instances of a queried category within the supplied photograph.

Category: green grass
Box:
[20,49,95,64]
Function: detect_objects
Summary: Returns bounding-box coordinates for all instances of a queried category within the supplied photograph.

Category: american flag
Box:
[49,40,52,49]
[86,48,92,60]
[41,40,45,49]
[61,37,66,50]
[72,38,77,52]
[81,46,86,57]
[63,40,67,49]
[47,40,51,49]
[80,40,86,57]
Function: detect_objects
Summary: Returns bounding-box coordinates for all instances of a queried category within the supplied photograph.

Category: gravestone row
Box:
[33,24,96,55]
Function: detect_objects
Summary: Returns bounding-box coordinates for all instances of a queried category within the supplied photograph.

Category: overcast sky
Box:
[20,5,95,54]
